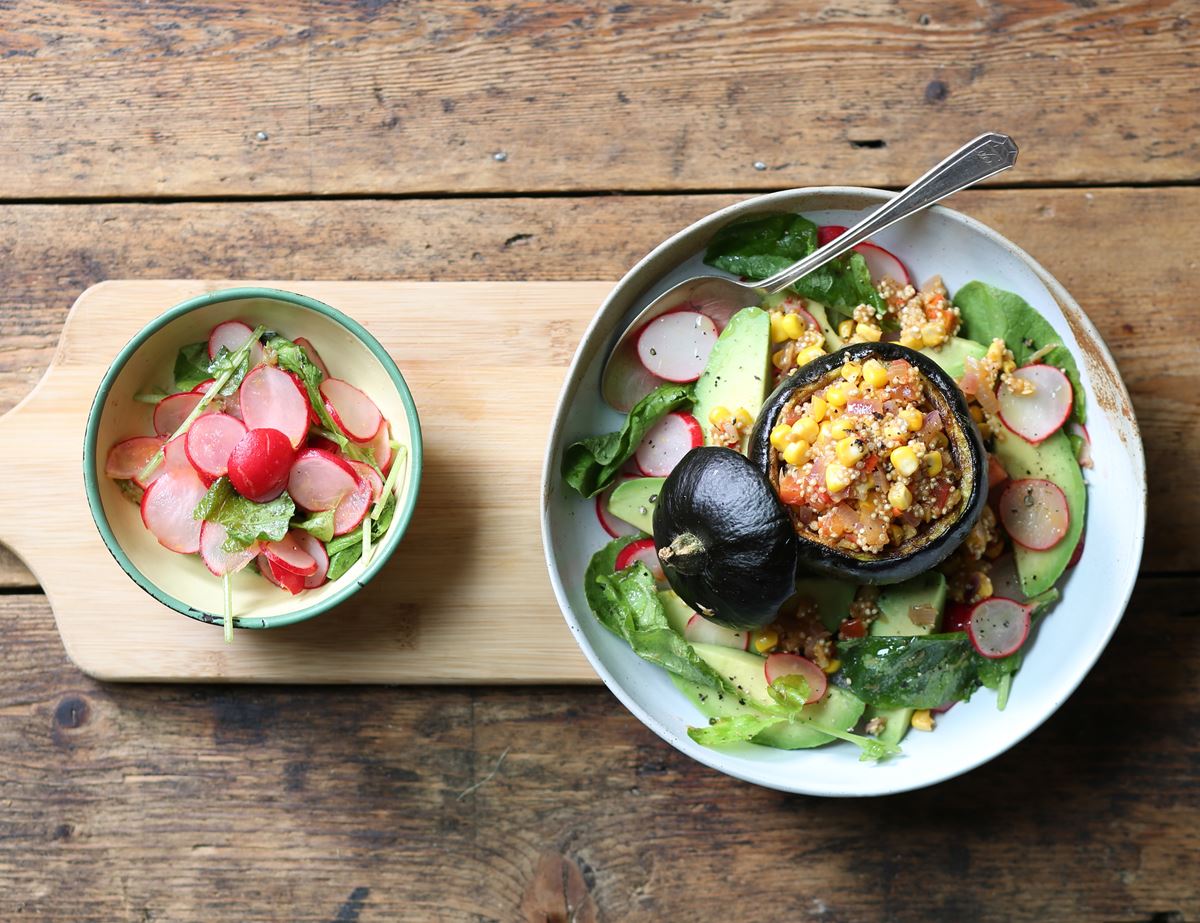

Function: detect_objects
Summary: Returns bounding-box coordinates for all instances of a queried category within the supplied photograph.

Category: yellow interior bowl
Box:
[83,287,423,630]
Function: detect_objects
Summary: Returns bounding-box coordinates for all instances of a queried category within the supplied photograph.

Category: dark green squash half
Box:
[653,446,799,630]
[748,342,987,585]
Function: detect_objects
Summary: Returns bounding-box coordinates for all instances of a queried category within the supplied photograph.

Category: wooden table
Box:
[1,3,1197,920]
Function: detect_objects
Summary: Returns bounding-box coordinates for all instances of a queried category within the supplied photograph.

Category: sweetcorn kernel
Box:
[822,658,842,674]
[900,407,925,432]
[808,396,828,422]
[782,439,810,466]
[734,407,754,429]
[840,362,862,382]
[836,436,865,466]
[911,709,935,732]
[753,629,779,654]
[899,335,922,350]
[829,416,855,440]
[921,323,947,348]
[862,358,888,389]
[770,312,789,343]
[709,406,733,426]
[780,313,805,340]
[890,445,919,477]
[791,416,820,443]
[797,345,825,366]
[825,462,852,494]
[923,450,943,476]
[855,322,883,343]
[838,319,855,340]
[824,383,849,407]
[770,423,793,451]
[887,482,912,511]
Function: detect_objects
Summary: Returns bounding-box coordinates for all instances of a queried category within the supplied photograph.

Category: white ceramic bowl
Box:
[541,187,1145,796]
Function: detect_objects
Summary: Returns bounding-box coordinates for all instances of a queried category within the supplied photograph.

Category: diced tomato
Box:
[839,618,867,640]
[863,454,880,473]
[932,478,952,513]
[987,453,1008,488]
[778,472,806,506]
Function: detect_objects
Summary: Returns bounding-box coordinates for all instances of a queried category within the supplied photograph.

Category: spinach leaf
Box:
[134,388,172,405]
[324,492,397,581]
[292,509,335,544]
[207,346,251,397]
[193,476,296,551]
[584,537,730,691]
[703,212,884,320]
[562,382,694,498]
[173,341,212,391]
[953,281,1086,424]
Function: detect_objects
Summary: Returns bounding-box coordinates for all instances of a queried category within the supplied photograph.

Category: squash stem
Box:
[657,532,706,575]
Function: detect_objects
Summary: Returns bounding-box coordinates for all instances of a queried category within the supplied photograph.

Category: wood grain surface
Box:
[0,576,1195,922]
[0,1,1196,196]
[0,1,1196,919]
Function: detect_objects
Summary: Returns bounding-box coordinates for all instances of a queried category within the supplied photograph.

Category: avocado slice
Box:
[992,427,1086,596]
[678,643,865,749]
[794,576,857,633]
[606,477,664,534]
[921,336,988,379]
[658,589,693,635]
[864,572,947,746]
[692,307,771,453]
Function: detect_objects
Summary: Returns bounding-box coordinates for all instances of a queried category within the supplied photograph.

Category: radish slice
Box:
[684,613,749,651]
[1068,422,1093,468]
[191,378,216,395]
[288,371,320,427]
[365,420,393,473]
[140,467,208,553]
[208,320,264,365]
[763,652,827,704]
[185,413,247,481]
[153,392,213,437]
[998,364,1073,444]
[264,532,318,577]
[138,433,197,489]
[293,531,331,589]
[635,311,718,383]
[259,553,305,595]
[105,436,165,480]
[613,538,665,582]
[199,521,260,577]
[967,597,1031,659]
[333,475,373,536]
[239,364,309,448]
[596,486,641,539]
[287,448,359,512]
[634,412,703,477]
[349,461,384,502]
[999,478,1070,550]
[320,378,383,442]
[817,226,910,285]
[294,337,330,378]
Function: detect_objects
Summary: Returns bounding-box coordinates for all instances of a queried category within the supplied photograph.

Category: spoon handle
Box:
[760,132,1019,294]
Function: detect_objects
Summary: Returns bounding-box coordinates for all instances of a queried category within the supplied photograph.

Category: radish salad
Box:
[105,320,407,640]
[562,212,1089,760]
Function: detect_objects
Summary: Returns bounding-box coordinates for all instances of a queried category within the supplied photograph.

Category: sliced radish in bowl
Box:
[287,448,359,512]
[208,320,264,365]
[365,420,393,473]
[967,597,1031,659]
[613,538,665,582]
[294,336,330,378]
[264,532,318,577]
[999,478,1070,550]
[763,652,827,704]
[998,364,1073,444]
[684,613,749,650]
[320,378,383,442]
[105,436,165,480]
[153,392,214,437]
[140,467,208,553]
[259,553,305,595]
[333,475,373,536]
[239,364,310,448]
[817,226,910,285]
[292,531,331,589]
[636,311,718,383]
[199,521,260,577]
[349,460,384,502]
[634,412,703,477]
[185,413,246,481]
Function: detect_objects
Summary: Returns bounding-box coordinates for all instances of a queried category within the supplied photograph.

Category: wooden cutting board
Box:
[0,280,612,683]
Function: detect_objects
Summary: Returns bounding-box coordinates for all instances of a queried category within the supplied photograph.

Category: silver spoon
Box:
[601,132,1019,411]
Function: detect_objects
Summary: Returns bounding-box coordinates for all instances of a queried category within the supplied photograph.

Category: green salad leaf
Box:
[953,281,1086,423]
[292,508,336,543]
[173,341,212,391]
[208,346,252,397]
[562,382,695,498]
[703,212,884,320]
[838,590,1060,710]
[192,476,296,551]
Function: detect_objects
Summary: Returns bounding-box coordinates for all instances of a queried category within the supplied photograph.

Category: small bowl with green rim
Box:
[83,286,423,631]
